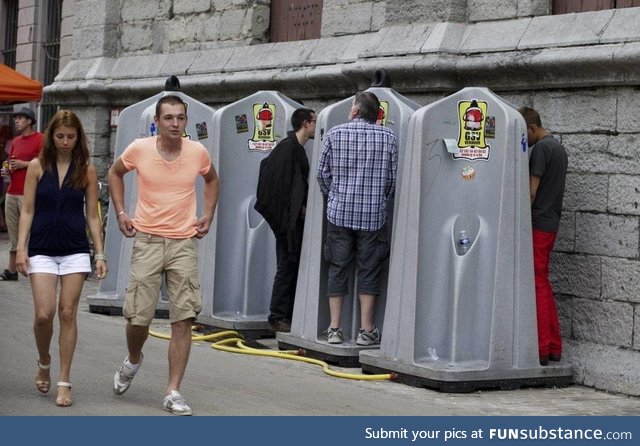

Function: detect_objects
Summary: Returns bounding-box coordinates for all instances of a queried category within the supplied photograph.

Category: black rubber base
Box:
[361,363,573,393]
[88,305,169,319]
[278,341,361,368]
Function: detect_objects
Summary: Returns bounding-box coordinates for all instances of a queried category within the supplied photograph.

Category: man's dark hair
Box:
[155,95,188,118]
[518,106,542,127]
[353,91,380,123]
[290,108,315,131]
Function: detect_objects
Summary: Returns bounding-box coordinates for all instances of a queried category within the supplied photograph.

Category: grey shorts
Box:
[323,221,390,297]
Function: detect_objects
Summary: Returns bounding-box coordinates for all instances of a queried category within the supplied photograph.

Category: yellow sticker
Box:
[376,101,389,126]
[249,102,277,152]
[455,99,490,161]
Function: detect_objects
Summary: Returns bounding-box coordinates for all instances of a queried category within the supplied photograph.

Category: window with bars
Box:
[2,0,18,68]
[553,0,640,14]
[270,0,323,42]
[41,0,62,128]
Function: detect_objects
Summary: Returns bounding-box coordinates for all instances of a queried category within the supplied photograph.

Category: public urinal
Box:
[196,91,310,332]
[88,83,215,317]
[359,87,572,391]
[278,85,419,365]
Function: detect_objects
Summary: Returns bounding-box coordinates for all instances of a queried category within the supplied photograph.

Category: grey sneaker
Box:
[113,354,143,395]
[356,327,381,346]
[163,390,193,416]
[326,327,343,344]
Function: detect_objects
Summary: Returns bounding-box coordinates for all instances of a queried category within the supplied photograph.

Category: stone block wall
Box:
[72,0,119,59]
[14,0,39,76]
[539,85,640,395]
[321,0,386,36]
[321,0,550,37]
[59,0,75,71]
[119,0,270,55]
[467,0,549,21]
[114,0,552,52]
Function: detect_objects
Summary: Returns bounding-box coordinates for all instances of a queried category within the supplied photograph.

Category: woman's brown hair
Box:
[39,110,90,189]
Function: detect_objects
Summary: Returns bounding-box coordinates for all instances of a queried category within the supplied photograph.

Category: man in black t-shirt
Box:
[519,106,568,366]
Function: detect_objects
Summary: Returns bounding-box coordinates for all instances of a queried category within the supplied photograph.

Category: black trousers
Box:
[269,222,303,323]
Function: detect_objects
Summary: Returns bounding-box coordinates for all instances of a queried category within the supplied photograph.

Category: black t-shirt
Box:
[529,135,568,232]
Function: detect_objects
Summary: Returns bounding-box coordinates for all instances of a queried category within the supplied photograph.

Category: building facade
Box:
[3,0,640,396]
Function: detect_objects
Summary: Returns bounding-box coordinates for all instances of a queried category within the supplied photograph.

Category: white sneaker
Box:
[163,390,193,416]
[356,327,381,346]
[325,327,343,344]
[113,354,143,395]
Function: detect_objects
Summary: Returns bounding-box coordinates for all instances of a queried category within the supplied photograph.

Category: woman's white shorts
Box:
[29,253,91,276]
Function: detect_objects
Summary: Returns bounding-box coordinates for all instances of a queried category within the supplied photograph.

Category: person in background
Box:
[519,106,568,366]
[0,124,13,232]
[317,92,397,346]
[255,108,316,333]
[109,95,219,415]
[16,110,107,407]
[1,108,43,281]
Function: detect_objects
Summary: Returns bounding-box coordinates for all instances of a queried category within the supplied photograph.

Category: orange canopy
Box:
[0,63,42,103]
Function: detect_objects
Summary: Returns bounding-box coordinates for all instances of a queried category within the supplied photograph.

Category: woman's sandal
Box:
[55,382,73,407]
[35,360,51,394]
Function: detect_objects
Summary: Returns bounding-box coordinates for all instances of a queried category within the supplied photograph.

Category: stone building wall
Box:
[14,0,41,77]
[39,0,640,396]
[119,0,271,55]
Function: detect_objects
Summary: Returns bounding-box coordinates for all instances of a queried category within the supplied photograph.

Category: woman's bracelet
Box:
[94,253,107,263]
[116,211,126,219]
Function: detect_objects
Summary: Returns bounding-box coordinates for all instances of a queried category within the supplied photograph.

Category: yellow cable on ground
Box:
[148,329,395,382]
[151,329,238,342]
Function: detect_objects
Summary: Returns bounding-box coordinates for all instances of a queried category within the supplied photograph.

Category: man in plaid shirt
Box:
[317,92,398,346]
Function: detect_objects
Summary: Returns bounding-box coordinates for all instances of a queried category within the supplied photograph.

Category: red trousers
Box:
[533,229,562,357]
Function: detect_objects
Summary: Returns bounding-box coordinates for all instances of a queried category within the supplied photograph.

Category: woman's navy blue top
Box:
[28,163,90,257]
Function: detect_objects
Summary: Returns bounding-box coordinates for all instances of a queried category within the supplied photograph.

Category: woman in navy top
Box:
[16,110,107,408]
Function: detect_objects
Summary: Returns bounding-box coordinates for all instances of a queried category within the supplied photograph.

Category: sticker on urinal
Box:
[376,101,389,126]
[485,116,495,139]
[235,114,248,133]
[461,165,476,181]
[249,103,277,152]
[455,99,490,161]
[195,122,208,140]
[444,139,459,154]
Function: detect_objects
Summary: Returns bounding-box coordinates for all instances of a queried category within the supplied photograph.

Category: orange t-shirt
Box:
[121,136,211,238]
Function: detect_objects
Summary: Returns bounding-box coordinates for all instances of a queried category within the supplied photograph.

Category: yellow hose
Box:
[148,329,395,381]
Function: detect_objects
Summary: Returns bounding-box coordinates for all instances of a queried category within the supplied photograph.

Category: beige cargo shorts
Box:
[123,232,202,326]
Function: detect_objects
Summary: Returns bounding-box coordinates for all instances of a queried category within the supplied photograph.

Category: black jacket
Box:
[254,131,310,255]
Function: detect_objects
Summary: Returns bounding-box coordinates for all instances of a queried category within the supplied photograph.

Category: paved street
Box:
[1,232,640,416]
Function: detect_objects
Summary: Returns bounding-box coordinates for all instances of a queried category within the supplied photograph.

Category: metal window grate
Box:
[553,0,640,14]
[271,0,323,43]
[2,0,19,68]
[41,0,63,128]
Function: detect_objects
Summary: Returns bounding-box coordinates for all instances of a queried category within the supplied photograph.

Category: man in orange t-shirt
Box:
[108,95,219,415]
[1,108,42,281]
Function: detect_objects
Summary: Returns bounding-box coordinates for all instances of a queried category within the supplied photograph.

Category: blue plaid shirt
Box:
[317,118,398,231]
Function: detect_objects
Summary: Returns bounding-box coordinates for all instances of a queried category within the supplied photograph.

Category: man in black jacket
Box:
[255,108,316,332]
